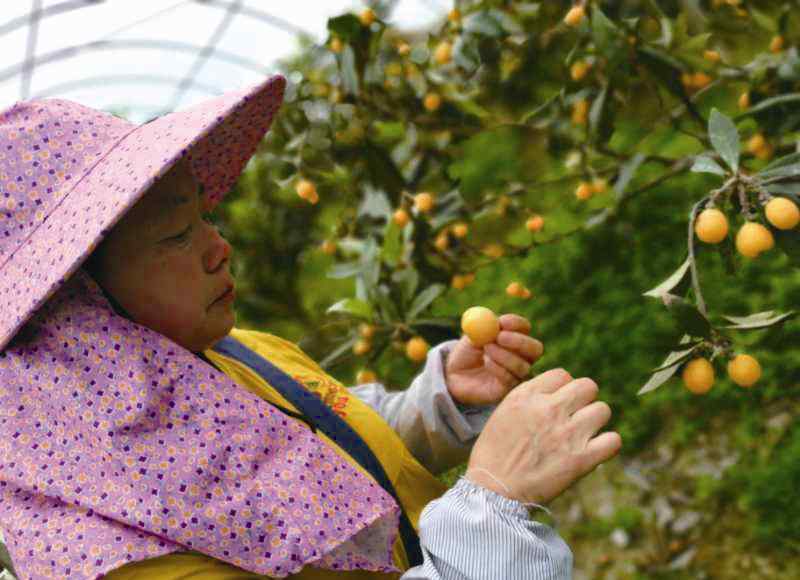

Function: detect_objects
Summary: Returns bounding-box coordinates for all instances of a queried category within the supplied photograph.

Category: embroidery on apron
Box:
[291,373,351,419]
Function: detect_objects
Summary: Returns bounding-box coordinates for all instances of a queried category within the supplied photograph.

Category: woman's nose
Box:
[205,226,232,272]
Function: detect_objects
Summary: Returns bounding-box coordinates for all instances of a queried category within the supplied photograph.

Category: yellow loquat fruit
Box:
[434,41,453,65]
[682,358,715,394]
[572,99,589,125]
[564,5,586,27]
[355,369,378,384]
[353,339,372,356]
[414,192,435,213]
[359,323,376,339]
[727,354,761,387]
[694,208,729,244]
[570,60,591,82]
[461,306,500,347]
[506,282,524,297]
[736,222,775,258]
[424,93,442,112]
[320,239,337,255]
[738,91,750,110]
[360,8,376,26]
[451,222,469,238]
[765,197,800,230]
[526,215,545,232]
[393,208,410,227]
[405,336,429,362]
[769,35,784,53]
[575,181,593,200]
[296,179,317,201]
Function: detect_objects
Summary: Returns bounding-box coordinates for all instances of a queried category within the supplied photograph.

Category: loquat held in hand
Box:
[461,306,500,347]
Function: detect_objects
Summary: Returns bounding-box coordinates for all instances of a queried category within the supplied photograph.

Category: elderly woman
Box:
[0,75,620,579]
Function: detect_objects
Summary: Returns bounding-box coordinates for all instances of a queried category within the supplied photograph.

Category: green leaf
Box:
[463,10,505,37]
[373,284,400,322]
[758,163,800,182]
[765,183,800,195]
[638,345,698,395]
[381,220,403,267]
[662,293,712,338]
[722,310,796,330]
[391,267,419,307]
[591,5,621,54]
[636,46,687,101]
[691,155,727,176]
[319,335,359,370]
[327,261,364,279]
[643,257,692,298]
[708,108,740,172]
[407,283,446,321]
[326,298,374,319]
[327,14,362,43]
[589,83,614,143]
[614,152,646,198]
[650,342,701,372]
[773,227,800,266]
[340,45,359,95]
[762,152,800,173]
[357,188,392,219]
[735,93,800,119]
[520,90,562,125]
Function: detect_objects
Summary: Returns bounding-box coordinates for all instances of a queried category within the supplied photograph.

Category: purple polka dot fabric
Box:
[0,77,403,578]
[0,272,402,578]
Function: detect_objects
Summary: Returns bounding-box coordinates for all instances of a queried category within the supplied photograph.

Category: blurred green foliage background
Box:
[207,0,800,568]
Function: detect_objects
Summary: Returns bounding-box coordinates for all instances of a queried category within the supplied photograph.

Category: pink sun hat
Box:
[0,76,404,578]
[0,74,287,352]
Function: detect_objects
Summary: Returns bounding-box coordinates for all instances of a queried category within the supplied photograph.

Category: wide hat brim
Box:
[0,74,286,352]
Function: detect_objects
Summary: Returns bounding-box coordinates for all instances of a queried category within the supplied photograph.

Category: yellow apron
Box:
[105,327,448,579]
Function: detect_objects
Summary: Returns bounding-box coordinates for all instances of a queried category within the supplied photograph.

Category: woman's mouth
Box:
[212,285,235,305]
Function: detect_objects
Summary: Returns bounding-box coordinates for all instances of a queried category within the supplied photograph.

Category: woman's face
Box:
[90,160,236,352]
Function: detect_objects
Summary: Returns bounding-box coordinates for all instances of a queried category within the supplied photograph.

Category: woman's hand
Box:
[445,313,543,407]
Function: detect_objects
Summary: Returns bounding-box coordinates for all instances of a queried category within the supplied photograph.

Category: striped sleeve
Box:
[400,477,573,580]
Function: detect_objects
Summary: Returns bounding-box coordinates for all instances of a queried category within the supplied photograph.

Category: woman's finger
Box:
[496,330,543,362]
[553,377,599,416]
[485,343,531,380]
[482,351,516,388]
[569,400,612,443]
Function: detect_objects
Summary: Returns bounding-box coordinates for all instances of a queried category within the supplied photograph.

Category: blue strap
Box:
[211,335,424,568]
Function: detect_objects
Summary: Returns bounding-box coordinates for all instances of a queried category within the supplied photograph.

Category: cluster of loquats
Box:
[506,281,532,300]
[694,195,799,259]
[575,177,609,201]
[350,322,432,365]
[746,132,774,161]
[563,5,586,27]
[682,353,762,395]
[295,178,319,205]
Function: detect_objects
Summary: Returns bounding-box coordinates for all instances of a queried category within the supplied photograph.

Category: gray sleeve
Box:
[347,340,497,476]
[401,477,573,580]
